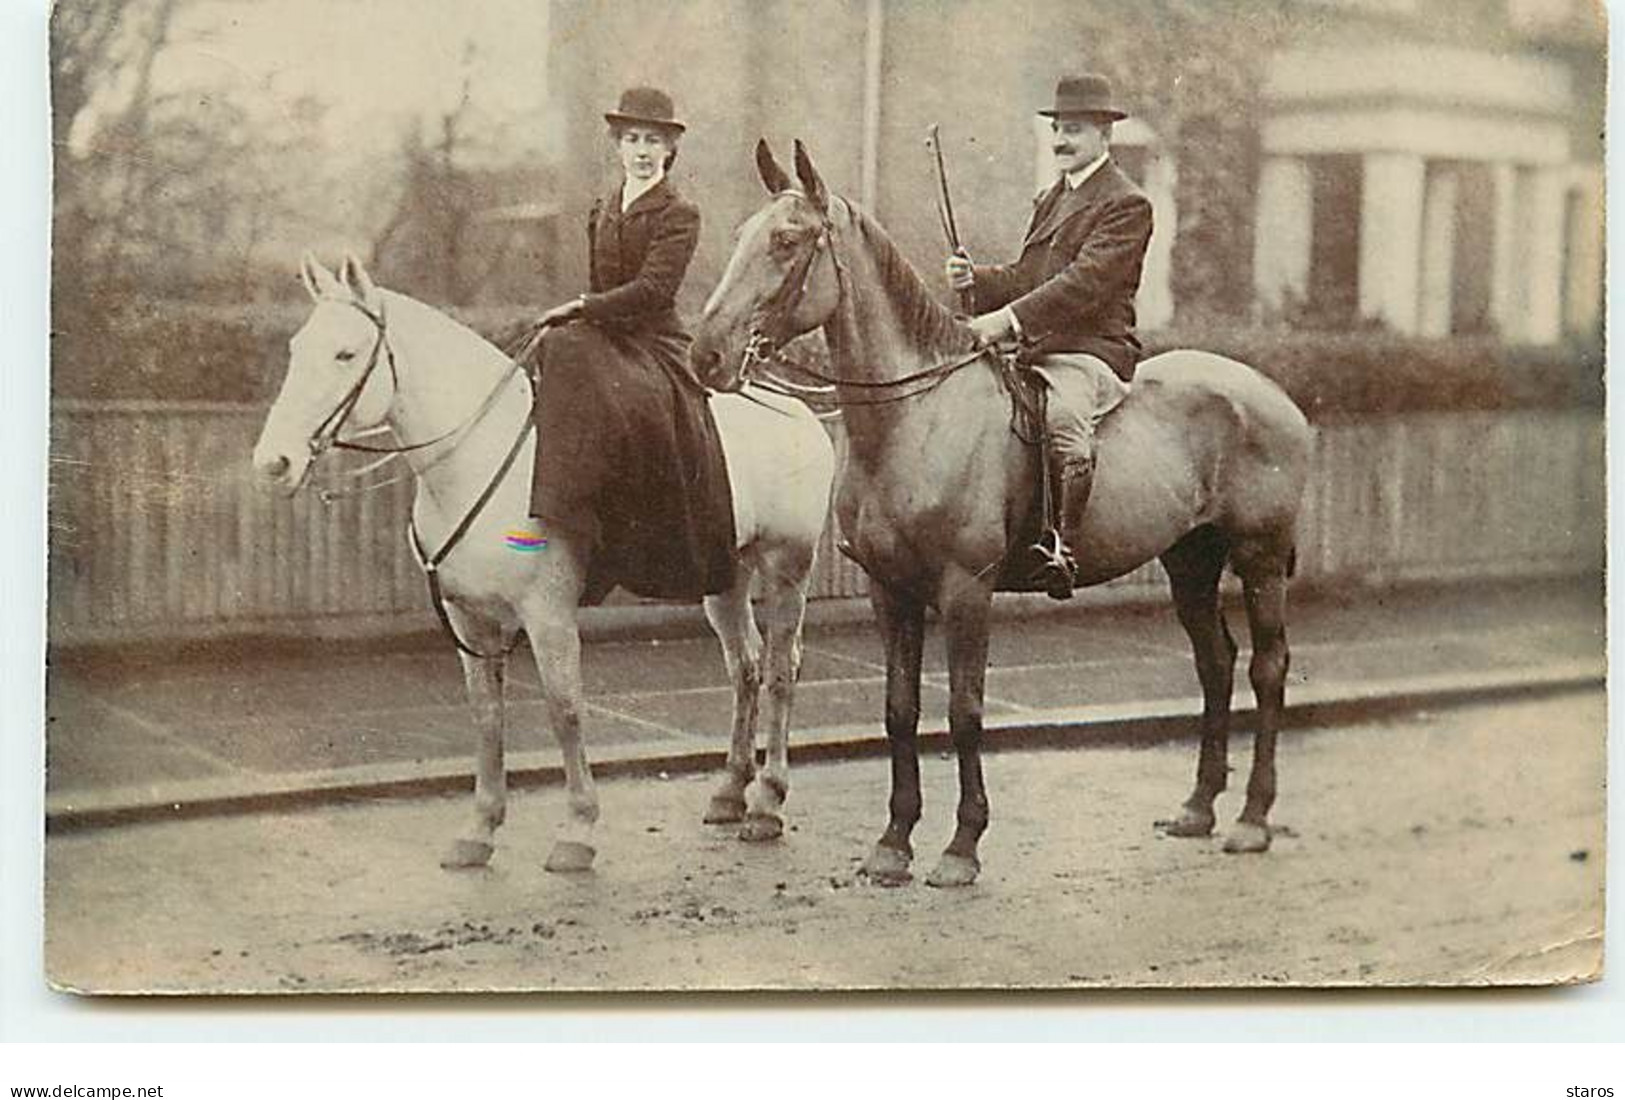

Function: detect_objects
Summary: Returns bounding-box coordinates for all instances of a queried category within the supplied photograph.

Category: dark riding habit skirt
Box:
[527,320,736,605]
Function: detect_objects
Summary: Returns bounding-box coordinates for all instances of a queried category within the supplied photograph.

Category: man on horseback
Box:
[945,74,1152,599]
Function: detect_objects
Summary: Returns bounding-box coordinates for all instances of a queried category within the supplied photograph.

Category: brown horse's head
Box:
[691,140,844,391]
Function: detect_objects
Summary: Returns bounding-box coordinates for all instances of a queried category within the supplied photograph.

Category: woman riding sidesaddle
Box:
[527,86,734,603]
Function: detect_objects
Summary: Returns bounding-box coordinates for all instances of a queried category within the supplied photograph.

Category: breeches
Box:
[1028,353,1129,465]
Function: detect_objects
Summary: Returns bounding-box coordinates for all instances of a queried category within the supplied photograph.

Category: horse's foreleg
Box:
[740,563,811,842]
[1157,527,1236,839]
[701,573,762,826]
[925,570,993,888]
[440,645,510,870]
[1230,549,1292,854]
[860,581,926,886]
[523,542,598,873]
[531,614,599,872]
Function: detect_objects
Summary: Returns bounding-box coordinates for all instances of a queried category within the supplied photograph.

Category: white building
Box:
[1251,3,1603,343]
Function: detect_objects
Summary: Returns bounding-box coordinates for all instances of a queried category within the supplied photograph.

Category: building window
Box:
[1306,154,1362,325]
[1561,180,1604,342]
[1450,162,1495,335]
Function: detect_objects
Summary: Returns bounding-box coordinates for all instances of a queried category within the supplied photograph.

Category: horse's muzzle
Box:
[250,444,310,496]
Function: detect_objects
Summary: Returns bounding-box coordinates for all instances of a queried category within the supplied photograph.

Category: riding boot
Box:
[1029,453,1077,600]
[1035,454,1095,601]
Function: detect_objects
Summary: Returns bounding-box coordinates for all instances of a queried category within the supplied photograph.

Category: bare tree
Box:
[370,44,517,307]
[52,0,183,307]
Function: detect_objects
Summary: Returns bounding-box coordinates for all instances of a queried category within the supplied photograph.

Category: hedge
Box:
[50,301,1603,419]
[1141,323,1604,419]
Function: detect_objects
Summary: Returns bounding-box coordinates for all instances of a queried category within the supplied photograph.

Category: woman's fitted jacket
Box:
[581,177,701,342]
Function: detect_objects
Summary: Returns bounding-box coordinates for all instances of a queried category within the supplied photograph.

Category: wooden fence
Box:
[47,402,1604,645]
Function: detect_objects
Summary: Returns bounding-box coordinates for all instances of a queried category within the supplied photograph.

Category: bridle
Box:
[305,297,395,462]
[734,197,988,407]
[730,206,839,403]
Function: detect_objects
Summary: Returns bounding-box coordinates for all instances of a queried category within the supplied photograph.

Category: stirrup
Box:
[1029,528,1076,600]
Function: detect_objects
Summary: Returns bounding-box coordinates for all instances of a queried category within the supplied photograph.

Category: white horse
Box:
[252,254,835,872]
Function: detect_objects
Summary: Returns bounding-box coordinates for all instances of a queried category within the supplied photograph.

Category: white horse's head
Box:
[252,252,398,495]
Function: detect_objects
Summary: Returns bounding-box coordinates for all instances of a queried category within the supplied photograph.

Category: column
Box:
[1252,155,1312,317]
[1417,164,1458,338]
[1523,165,1569,344]
[1137,147,1177,330]
[547,0,603,298]
[1359,152,1426,334]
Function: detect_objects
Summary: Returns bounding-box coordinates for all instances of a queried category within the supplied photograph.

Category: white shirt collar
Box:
[1064,151,1110,191]
[621,171,665,212]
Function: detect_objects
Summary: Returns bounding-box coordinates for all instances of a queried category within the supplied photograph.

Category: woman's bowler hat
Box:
[1037,74,1127,121]
[604,86,686,134]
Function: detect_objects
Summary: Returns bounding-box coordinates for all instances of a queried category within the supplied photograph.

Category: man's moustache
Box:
[1053,147,1076,155]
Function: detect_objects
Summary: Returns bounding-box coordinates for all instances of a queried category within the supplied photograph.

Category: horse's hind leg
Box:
[701,572,762,826]
[860,580,926,886]
[739,548,814,842]
[1157,525,1236,839]
[1227,537,1294,854]
[441,641,511,870]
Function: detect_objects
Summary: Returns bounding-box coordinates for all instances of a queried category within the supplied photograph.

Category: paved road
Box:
[44,691,1605,993]
[45,579,1604,824]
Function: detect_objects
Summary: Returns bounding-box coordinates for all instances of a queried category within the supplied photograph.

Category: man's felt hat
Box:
[1037,74,1127,121]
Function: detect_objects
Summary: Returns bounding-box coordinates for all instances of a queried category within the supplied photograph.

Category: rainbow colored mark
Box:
[503,530,549,553]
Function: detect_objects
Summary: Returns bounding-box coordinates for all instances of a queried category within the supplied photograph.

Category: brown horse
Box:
[692,141,1312,887]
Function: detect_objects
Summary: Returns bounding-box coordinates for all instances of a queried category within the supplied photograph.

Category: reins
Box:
[313,298,525,459]
[786,346,989,406]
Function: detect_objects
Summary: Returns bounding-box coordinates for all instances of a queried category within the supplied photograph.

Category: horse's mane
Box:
[842,199,978,358]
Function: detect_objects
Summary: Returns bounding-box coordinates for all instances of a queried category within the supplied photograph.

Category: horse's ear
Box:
[792,139,828,213]
[339,252,381,311]
[756,138,791,195]
[299,250,339,300]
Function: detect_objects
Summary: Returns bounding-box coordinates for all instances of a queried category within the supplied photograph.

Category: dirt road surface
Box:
[46,691,1604,993]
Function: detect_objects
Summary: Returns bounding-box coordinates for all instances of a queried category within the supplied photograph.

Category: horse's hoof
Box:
[859,844,913,887]
[1157,808,1216,838]
[739,813,784,843]
[703,794,747,825]
[439,838,494,869]
[544,840,597,873]
[924,852,981,889]
[1222,821,1272,854]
